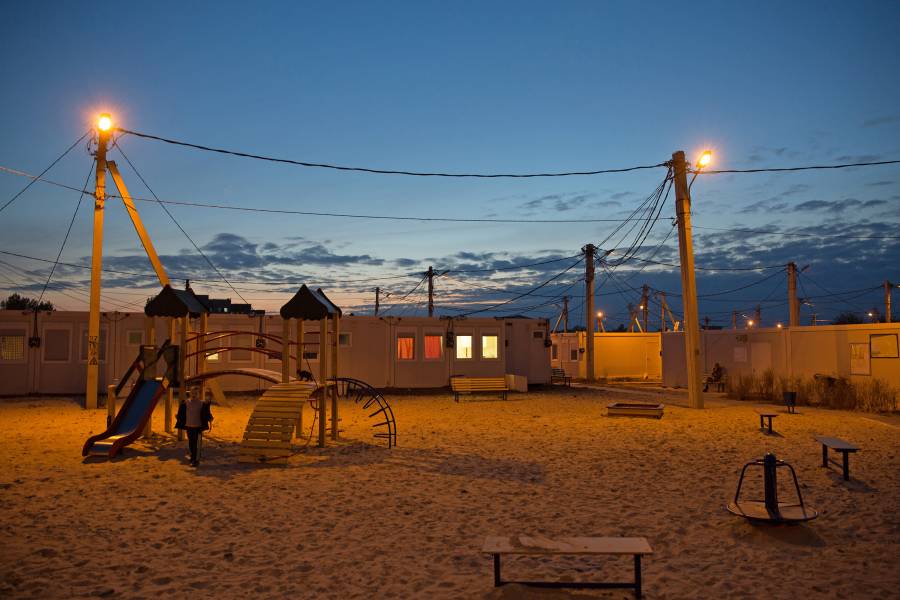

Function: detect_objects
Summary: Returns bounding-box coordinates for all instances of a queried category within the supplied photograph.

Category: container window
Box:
[456,335,473,359]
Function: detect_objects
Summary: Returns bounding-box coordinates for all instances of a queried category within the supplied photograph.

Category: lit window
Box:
[482,335,499,359]
[338,333,351,347]
[456,335,473,359]
[0,330,25,361]
[397,334,415,360]
[424,334,442,359]
[551,344,558,360]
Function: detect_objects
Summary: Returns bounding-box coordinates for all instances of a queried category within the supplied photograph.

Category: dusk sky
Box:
[1,1,898,327]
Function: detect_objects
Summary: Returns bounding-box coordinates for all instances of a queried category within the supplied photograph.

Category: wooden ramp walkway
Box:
[237,382,317,465]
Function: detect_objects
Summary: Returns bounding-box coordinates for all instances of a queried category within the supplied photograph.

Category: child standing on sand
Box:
[175,388,213,467]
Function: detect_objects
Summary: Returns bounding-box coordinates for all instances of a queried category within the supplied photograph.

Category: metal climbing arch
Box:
[326,377,398,448]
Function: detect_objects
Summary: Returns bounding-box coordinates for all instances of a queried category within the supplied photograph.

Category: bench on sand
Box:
[451,376,508,402]
[483,535,653,598]
[551,368,571,387]
[757,411,777,434]
[815,436,860,481]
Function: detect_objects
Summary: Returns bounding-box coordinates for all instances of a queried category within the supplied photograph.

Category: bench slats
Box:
[815,436,859,452]
[483,536,652,556]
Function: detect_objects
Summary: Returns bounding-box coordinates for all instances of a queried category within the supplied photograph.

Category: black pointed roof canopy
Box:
[280,284,342,320]
[145,285,209,318]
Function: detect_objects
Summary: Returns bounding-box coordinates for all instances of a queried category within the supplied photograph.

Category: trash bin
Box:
[783,391,797,413]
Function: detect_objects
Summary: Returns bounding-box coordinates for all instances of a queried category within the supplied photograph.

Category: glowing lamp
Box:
[776,323,783,329]
[747,320,755,327]
[697,150,712,168]
[97,113,112,132]
[597,311,604,318]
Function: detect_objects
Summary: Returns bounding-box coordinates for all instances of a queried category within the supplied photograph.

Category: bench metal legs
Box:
[821,445,852,481]
[491,553,643,598]
[760,416,773,434]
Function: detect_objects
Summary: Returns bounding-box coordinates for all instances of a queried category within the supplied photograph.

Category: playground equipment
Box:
[237,381,317,464]
[606,402,665,419]
[726,453,819,524]
[328,377,397,448]
[82,341,178,457]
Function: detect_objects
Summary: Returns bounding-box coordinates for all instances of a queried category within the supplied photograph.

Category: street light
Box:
[776,323,783,329]
[747,319,755,327]
[97,113,112,132]
[697,150,712,169]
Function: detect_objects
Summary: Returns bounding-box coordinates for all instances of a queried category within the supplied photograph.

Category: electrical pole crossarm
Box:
[107,161,170,287]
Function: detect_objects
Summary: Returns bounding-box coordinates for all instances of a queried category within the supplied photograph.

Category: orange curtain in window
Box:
[397,336,414,360]
[424,335,442,359]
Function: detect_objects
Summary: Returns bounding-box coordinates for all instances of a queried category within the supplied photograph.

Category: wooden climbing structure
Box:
[237,381,317,464]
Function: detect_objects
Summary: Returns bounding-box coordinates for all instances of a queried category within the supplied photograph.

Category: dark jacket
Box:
[175,400,213,431]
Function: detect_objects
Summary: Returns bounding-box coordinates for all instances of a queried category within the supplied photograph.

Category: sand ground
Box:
[1,387,898,599]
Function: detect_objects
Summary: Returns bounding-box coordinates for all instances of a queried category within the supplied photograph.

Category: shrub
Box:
[726,371,898,412]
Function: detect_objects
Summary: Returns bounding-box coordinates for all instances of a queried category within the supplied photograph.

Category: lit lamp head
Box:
[696,150,712,169]
[776,323,783,329]
[747,319,755,327]
[97,113,113,133]
[597,311,604,318]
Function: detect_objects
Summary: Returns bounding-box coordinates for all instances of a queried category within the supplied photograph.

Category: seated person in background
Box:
[703,362,724,392]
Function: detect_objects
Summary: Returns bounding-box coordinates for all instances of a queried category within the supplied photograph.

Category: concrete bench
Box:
[451,377,508,402]
[815,436,860,481]
[550,368,571,387]
[483,535,653,598]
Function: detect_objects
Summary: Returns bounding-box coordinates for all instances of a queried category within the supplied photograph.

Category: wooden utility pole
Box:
[86,121,110,409]
[672,151,703,408]
[755,305,762,327]
[374,287,380,316]
[659,292,667,332]
[427,266,434,317]
[885,280,893,323]
[563,296,569,333]
[641,284,650,332]
[787,262,799,327]
[732,311,737,330]
[584,244,596,381]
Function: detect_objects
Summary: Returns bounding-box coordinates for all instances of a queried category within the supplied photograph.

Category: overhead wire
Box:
[114,143,251,303]
[0,130,89,215]
[37,162,94,306]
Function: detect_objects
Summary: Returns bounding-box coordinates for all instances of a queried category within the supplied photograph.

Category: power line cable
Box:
[0,131,89,214]
[37,162,94,306]
[118,128,667,178]
[114,143,249,303]
[692,158,900,175]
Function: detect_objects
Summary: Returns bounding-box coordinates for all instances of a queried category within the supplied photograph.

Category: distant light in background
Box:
[776,323,783,329]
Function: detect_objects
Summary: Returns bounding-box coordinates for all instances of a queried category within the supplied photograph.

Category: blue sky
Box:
[0,1,898,326]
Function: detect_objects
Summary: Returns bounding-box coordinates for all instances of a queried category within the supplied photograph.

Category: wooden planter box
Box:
[606,402,665,419]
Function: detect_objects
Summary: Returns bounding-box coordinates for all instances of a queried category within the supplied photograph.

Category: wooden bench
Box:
[757,411,777,434]
[451,376,508,402]
[703,371,728,392]
[550,368,571,387]
[483,535,652,598]
[815,436,860,481]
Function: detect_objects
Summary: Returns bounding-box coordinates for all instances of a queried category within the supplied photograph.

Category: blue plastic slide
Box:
[82,379,166,458]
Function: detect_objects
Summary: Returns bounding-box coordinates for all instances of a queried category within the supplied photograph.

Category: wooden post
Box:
[885,280,893,323]
[788,262,799,327]
[176,316,187,436]
[672,150,703,409]
[296,319,304,436]
[318,318,327,447]
[281,316,291,383]
[198,312,208,403]
[106,384,116,427]
[331,314,340,440]
[584,244,595,381]
[86,123,109,410]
